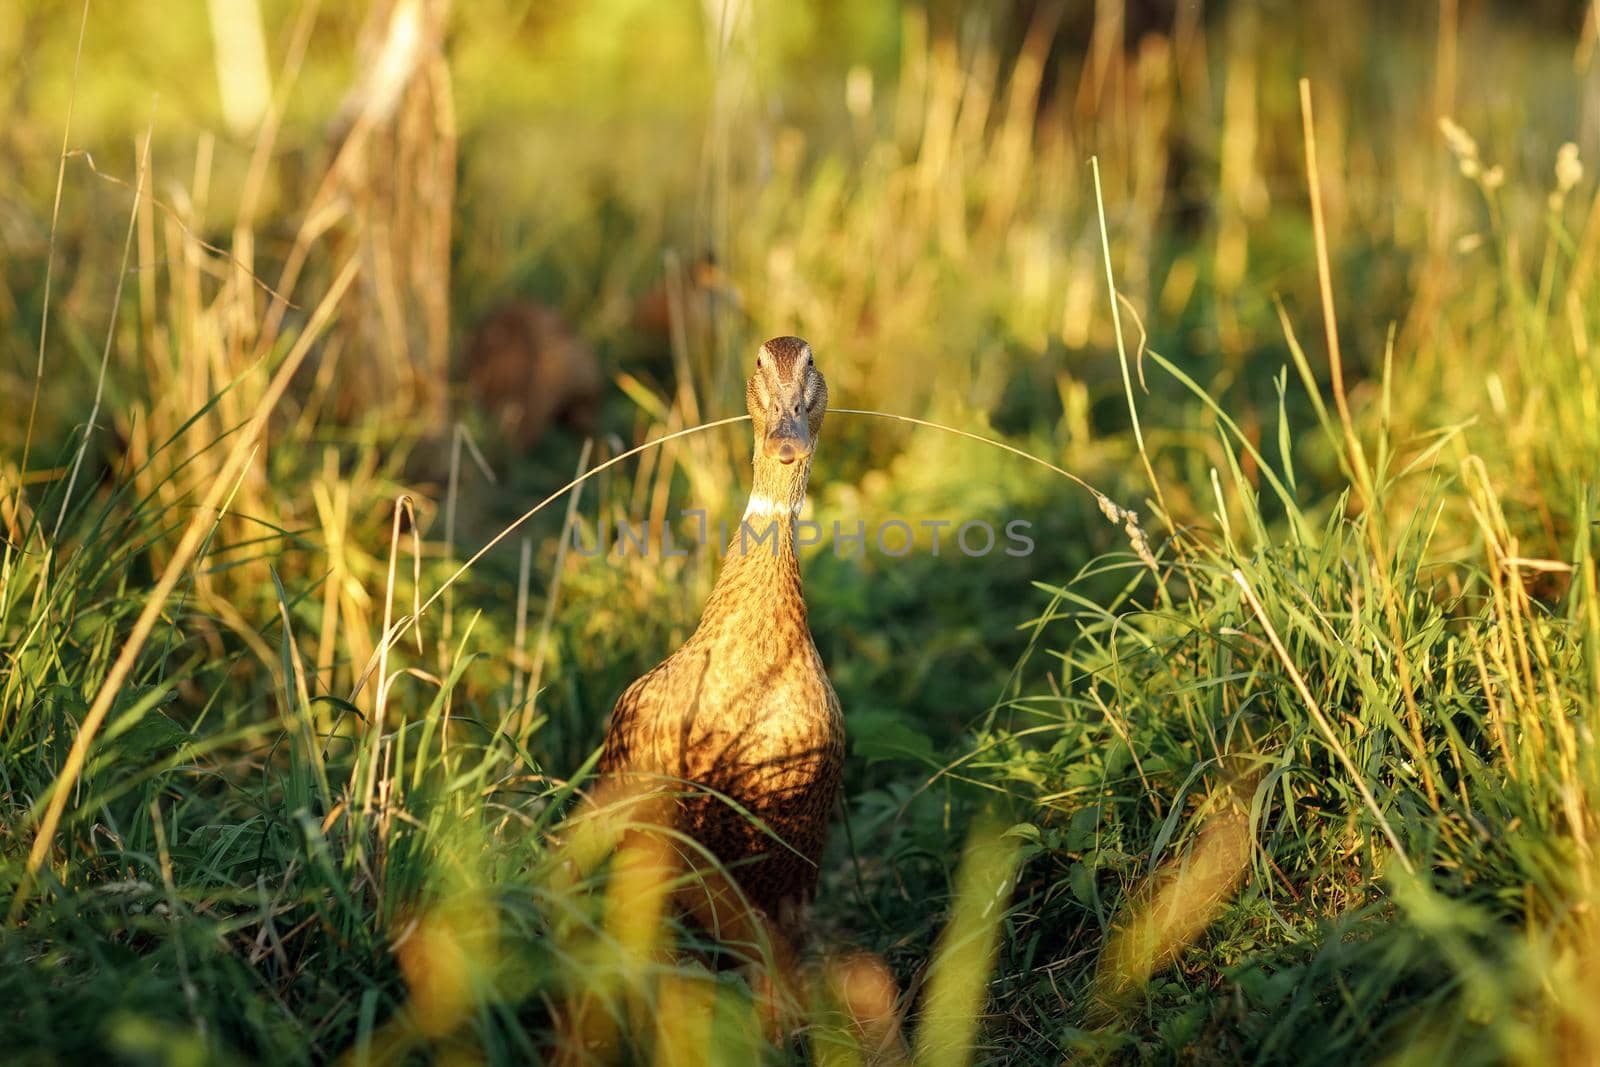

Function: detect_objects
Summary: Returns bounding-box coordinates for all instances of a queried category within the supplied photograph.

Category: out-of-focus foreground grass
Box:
[3,0,1600,1063]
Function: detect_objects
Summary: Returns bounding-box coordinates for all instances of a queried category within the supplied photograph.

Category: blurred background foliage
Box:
[3,0,1600,1063]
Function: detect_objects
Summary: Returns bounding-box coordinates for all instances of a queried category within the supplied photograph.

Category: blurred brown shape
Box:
[0,465,37,547]
[631,253,736,349]
[461,301,603,452]
[820,951,910,1066]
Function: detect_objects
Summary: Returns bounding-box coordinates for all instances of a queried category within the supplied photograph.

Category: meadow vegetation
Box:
[3,1,1600,1063]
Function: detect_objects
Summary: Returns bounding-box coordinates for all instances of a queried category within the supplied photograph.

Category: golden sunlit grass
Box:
[1093,807,1252,1013]
[912,816,1023,1065]
[3,0,1600,1064]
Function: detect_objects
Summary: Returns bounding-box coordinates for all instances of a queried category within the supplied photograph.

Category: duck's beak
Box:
[762,400,812,466]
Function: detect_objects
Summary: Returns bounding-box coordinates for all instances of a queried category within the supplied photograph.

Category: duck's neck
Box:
[699,454,811,632]
[741,450,810,531]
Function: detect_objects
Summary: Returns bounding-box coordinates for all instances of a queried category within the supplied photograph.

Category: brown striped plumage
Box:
[597,336,844,957]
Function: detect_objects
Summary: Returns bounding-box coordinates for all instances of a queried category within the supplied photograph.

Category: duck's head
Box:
[747,336,827,467]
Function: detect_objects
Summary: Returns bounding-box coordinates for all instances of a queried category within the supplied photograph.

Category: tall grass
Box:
[3,0,1600,1063]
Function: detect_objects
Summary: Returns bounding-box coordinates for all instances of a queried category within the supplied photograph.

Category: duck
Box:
[597,335,844,970]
